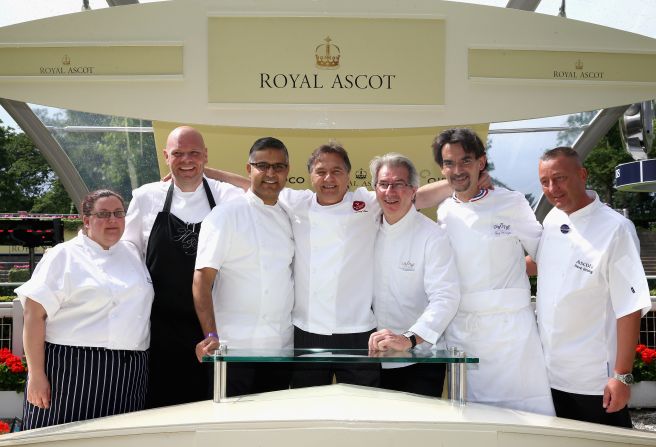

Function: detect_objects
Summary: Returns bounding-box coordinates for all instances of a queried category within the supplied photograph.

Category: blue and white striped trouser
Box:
[23,342,148,430]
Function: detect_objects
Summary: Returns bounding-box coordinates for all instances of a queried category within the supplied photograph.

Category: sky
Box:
[0,0,655,131]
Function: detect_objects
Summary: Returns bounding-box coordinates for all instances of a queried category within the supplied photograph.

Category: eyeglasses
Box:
[88,211,126,219]
[249,162,289,173]
[376,181,412,191]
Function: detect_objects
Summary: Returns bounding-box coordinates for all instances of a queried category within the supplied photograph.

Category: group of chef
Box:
[17,124,652,430]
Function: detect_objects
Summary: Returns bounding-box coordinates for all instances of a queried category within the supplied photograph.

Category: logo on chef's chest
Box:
[399,260,415,272]
[492,222,511,236]
[352,201,368,213]
[574,259,594,275]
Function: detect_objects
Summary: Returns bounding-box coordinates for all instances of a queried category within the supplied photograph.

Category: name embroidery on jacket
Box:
[574,259,594,274]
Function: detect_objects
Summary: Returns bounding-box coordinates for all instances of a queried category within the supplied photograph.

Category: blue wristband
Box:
[206,332,218,339]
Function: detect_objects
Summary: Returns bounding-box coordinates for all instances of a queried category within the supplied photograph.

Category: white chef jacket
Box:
[279,187,379,335]
[374,207,461,369]
[15,232,154,351]
[195,190,295,349]
[438,188,554,415]
[536,191,651,395]
[123,177,243,258]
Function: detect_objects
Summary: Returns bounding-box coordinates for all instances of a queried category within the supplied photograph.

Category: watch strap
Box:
[613,372,634,386]
[402,331,417,349]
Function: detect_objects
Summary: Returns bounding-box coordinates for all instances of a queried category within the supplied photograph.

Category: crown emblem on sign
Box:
[62,54,71,65]
[315,36,340,69]
[355,168,367,179]
[575,59,583,70]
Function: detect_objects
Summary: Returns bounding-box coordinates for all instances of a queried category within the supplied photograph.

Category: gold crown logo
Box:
[575,59,583,70]
[62,54,71,65]
[315,36,340,69]
[355,168,367,179]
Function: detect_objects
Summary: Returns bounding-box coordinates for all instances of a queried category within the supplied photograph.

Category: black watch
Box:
[402,331,417,349]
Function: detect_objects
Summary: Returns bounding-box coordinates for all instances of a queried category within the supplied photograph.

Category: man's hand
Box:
[195,335,220,362]
[477,170,494,190]
[26,371,51,409]
[368,329,413,351]
[603,377,631,413]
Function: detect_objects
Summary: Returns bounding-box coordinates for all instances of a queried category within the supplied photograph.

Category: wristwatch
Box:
[613,372,634,386]
[402,331,417,349]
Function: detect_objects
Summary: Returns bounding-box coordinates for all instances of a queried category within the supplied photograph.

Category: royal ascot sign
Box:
[1,0,655,129]
[0,45,182,77]
[552,59,604,80]
[258,37,396,91]
[40,54,95,75]
[468,49,656,83]
[208,17,445,105]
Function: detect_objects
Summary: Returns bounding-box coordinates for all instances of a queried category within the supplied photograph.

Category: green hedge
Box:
[7,268,29,283]
[0,296,16,302]
[62,219,82,233]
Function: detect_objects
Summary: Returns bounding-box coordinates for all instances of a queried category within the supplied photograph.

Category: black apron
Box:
[144,179,216,408]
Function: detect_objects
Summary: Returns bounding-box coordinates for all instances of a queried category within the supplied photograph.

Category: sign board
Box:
[0,0,654,129]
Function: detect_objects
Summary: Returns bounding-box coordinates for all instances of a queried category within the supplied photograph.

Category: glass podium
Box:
[203,346,478,404]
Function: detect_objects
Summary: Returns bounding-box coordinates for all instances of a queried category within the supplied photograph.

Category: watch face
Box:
[616,373,634,385]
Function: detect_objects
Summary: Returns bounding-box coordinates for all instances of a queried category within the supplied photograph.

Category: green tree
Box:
[581,122,656,227]
[31,181,76,213]
[34,109,159,202]
[0,122,73,213]
[581,123,632,206]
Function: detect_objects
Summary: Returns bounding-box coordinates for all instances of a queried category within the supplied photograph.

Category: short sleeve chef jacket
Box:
[536,191,651,395]
[195,190,295,349]
[123,177,243,257]
[279,187,379,335]
[374,208,461,368]
[15,232,154,351]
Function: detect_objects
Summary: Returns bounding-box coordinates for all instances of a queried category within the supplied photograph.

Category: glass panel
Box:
[489,112,598,131]
[28,104,160,202]
[202,348,479,364]
[487,111,599,207]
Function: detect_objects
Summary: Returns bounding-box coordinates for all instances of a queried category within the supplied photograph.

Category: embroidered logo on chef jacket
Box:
[399,260,415,271]
[352,201,367,212]
[574,259,594,274]
[492,222,511,236]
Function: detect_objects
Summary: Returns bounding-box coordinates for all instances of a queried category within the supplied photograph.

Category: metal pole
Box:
[447,346,467,405]
[457,354,466,405]
[212,343,227,403]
